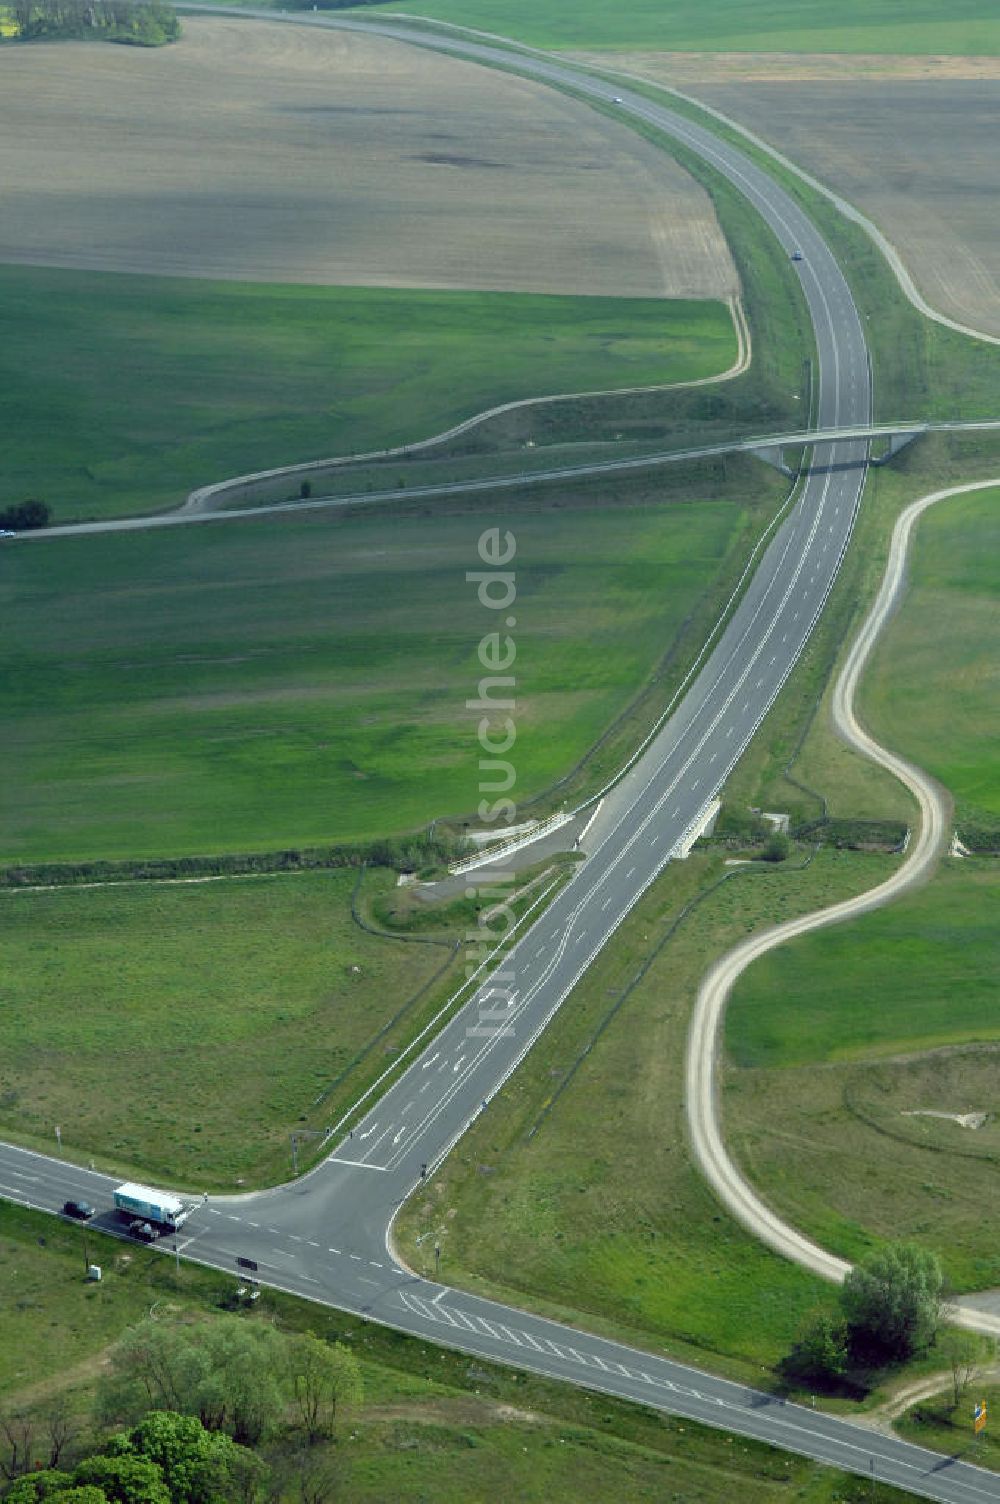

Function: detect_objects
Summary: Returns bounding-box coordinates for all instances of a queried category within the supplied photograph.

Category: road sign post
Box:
[974,1398,987,1436]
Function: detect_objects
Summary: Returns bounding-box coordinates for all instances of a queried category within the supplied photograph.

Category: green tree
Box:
[840,1243,943,1362]
[109,1411,265,1504]
[287,1332,363,1443]
[44,1491,110,1504]
[787,1312,849,1382]
[98,1323,213,1428]
[99,1318,284,1445]
[0,498,50,530]
[72,1455,170,1504]
[3,1474,73,1504]
[937,1330,987,1411]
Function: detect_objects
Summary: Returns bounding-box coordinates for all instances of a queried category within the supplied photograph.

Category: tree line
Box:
[2,829,469,889]
[1,1314,362,1503]
[3,0,180,46]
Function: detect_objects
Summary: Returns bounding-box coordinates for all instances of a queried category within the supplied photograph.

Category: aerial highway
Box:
[4,15,997,1501]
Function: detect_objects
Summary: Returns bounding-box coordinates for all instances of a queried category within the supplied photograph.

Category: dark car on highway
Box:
[62,1199,95,1220]
[129,1220,158,1242]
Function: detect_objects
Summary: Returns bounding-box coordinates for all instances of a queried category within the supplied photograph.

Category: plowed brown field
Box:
[0,17,736,299]
[571,51,1000,335]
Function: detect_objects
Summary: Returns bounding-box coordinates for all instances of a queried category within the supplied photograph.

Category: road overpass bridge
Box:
[743,417,1000,476]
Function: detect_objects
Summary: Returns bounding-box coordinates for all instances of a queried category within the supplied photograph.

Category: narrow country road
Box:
[685,475,1000,1337]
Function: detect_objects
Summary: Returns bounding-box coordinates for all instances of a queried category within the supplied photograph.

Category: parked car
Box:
[62,1199,95,1220]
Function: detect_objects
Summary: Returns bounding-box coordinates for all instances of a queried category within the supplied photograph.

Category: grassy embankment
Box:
[0,272,735,524]
[0,1203,915,1504]
[385,0,1000,55]
[724,484,1000,1291]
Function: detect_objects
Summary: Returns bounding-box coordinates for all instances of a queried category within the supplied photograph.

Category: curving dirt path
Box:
[181,295,750,513]
[684,475,1000,1335]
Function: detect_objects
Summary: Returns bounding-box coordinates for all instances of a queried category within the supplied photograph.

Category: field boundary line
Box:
[684,474,1000,1336]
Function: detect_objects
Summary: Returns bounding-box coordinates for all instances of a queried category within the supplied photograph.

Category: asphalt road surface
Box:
[4,15,997,1501]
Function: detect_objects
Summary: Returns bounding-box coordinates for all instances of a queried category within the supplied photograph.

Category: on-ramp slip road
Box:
[3,15,996,1502]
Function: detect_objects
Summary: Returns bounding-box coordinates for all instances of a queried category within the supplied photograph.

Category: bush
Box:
[840,1242,943,1363]
[760,830,789,863]
[0,498,50,530]
[785,1312,849,1383]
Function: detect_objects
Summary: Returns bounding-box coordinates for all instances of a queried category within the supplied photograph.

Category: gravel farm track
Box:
[686,475,1000,1339]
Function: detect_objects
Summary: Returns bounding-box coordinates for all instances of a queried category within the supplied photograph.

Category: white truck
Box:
[114,1181,190,1234]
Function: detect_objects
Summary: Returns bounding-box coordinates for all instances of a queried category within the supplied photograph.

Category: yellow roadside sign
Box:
[974,1399,987,1436]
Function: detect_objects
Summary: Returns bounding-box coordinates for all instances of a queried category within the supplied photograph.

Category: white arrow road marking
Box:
[453,1056,466,1072]
[358,1122,379,1140]
[421,1053,440,1070]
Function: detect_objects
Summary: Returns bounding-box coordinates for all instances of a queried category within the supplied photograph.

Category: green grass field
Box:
[0,869,461,1185]
[722,483,1000,1287]
[1,483,777,865]
[386,0,1000,55]
[0,266,735,524]
[860,487,1000,829]
[728,483,1000,1069]
[726,863,1000,1069]
[0,1203,913,1504]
